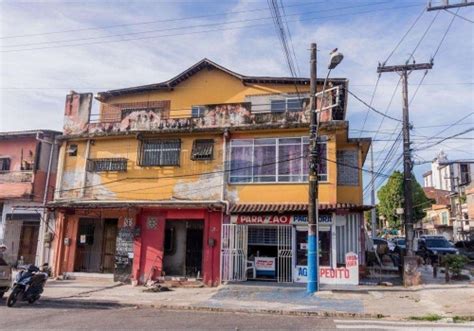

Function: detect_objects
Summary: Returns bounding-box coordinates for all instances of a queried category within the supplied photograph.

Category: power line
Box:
[444,8,474,23]
[414,127,474,151]
[0,1,327,40]
[0,3,423,53]
[1,2,391,49]
[358,75,381,138]
[383,6,425,65]
[432,8,460,59]
[347,90,402,122]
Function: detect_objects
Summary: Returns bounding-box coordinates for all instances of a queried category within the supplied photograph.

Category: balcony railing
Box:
[0,170,33,183]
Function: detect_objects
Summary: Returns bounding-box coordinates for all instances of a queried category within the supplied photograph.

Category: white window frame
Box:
[191,105,206,118]
[229,136,328,184]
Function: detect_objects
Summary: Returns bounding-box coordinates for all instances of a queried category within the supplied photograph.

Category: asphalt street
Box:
[0,299,472,330]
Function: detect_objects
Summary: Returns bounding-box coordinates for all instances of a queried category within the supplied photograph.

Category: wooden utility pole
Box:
[377,62,433,285]
[307,42,319,293]
[427,0,474,11]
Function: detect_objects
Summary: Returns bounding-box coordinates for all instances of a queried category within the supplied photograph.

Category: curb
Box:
[39,297,379,319]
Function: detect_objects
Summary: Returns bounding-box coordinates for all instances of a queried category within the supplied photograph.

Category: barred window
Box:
[87,158,127,172]
[191,139,214,160]
[140,139,181,166]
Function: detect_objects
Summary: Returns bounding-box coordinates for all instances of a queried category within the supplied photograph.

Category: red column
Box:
[202,211,222,286]
[133,211,165,284]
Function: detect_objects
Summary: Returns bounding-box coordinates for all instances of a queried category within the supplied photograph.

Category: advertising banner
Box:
[294,252,359,285]
[231,214,332,225]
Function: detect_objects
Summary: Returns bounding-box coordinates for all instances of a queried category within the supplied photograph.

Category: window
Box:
[192,106,206,118]
[121,107,165,119]
[441,211,448,225]
[67,144,78,157]
[337,150,359,186]
[0,157,11,171]
[460,163,470,185]
[191,139,214,160]
[229,137,327,183]
[270,98,305,113]
[139,139,181,166]
[87,158,127,172]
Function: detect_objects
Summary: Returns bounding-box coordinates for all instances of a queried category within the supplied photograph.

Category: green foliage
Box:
[443,254,469,276]
[377,171,432,230]
[409,314,443,321]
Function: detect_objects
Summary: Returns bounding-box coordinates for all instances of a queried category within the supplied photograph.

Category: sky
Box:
[0,0,473,201]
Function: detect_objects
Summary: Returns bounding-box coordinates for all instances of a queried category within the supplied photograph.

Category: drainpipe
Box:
[80,139,91,198]
[35,132,56,266]
[220,129,230,215]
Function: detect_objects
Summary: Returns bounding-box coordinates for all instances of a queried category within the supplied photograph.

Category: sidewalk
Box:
[37,278,474,321]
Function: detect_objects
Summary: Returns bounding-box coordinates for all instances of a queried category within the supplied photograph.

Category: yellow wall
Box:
[58,67,366,206]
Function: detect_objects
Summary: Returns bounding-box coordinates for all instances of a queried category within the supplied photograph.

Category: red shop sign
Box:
[235,215,291,225]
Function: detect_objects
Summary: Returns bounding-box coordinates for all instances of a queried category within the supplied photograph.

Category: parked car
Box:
[454,240,474,261]
[392,238,406,254]
[0,257,12,299]
[417,236,458,264]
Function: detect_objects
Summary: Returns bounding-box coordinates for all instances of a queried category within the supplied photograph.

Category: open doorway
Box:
[74,218,118,273]
[17,222,40,265]
[163,220,203,278]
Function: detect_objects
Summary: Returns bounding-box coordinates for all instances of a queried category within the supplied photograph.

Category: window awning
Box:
[230,203,372,213]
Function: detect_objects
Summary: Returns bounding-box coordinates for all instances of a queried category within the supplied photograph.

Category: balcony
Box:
[0,171,33,199]
[71,102,319,137]
[0,170,33,183]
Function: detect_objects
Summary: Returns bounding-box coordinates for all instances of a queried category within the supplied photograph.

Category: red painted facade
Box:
[133,208,221,286]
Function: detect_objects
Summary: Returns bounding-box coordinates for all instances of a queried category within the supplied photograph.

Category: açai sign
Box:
[294,252,359,285]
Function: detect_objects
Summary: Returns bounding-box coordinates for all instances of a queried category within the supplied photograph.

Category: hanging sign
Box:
[294,252,359,285]
[231,214,332,225]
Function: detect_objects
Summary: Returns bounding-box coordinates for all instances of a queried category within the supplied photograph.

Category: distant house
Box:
[422,151,474,240]
[417,187,452,240]
[0,130,60,265]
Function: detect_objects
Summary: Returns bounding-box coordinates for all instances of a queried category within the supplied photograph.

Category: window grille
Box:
[139,139,181,166]
[87,158,127,172]
[248,226,278,246]
[191,139,214,160]
[270,98,306,113]
[121,107,164,119]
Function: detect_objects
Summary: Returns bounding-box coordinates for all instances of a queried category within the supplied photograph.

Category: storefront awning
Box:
[230,203,372,213]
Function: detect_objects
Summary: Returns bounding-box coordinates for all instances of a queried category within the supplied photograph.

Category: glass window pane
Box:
[254,138,276,145]
[287,98,302,112]
[231,139,253,146]
[278,144,302,182]
[279,138,301,145]
[253,145,276,181]
[271,100,285,113]
[230,146,253,177]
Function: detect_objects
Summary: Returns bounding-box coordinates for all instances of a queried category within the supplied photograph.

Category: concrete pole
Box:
[307,42,319,293]
[370,147,377,238]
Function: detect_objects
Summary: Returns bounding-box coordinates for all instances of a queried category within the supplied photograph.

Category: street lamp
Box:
[307,46,343,294]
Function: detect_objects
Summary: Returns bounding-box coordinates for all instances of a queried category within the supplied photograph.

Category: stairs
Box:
[154,276,205,288]
[63,272,115,282]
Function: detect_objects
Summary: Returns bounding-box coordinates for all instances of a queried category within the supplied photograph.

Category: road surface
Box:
[0,299,471,330]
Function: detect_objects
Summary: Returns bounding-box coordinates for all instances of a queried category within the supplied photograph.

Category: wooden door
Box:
[102,219,118,273]
[18,222,40,265]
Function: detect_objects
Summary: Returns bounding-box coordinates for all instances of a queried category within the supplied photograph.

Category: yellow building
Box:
[51,59,370,286]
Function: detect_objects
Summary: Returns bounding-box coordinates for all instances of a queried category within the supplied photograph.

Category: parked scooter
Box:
[7,264,48,307]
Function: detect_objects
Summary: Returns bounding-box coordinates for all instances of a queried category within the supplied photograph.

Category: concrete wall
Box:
[162,221,186,276]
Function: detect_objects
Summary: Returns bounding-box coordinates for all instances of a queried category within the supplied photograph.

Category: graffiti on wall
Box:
[63,93,311,136]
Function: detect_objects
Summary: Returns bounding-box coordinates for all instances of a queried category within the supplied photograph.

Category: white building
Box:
[423,151,473,192]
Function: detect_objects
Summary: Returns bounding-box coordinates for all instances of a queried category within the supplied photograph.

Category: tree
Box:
[377,171,432,230]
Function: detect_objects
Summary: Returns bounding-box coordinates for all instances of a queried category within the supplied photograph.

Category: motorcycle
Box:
[7,264,48,307]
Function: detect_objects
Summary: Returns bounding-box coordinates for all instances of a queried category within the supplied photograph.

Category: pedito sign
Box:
[294,252,359,285]
[231,214,332,225]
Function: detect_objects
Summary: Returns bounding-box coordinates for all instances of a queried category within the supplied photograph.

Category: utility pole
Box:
[447,176,464,240]
[427,0,474,11]
[370,147,377,238]
[307,42,319,293]
[377,62,433,286]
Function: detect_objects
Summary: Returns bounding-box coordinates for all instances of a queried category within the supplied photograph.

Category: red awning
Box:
[230,203,372,213]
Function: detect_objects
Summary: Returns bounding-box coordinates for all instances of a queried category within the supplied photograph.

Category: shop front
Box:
[221,207,363,285]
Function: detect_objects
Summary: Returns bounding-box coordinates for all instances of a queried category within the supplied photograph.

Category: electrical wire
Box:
[0,3,423,53]
[444,8,474,24]
[347,90,402,122]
